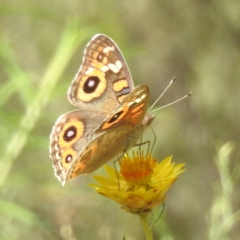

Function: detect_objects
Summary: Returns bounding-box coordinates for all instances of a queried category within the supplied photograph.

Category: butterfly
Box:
[49,34,155,186]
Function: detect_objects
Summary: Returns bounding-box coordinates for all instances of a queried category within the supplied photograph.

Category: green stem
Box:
[139,214,153,240]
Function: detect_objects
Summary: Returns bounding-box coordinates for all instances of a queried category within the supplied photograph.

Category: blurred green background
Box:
[0,0,240,239]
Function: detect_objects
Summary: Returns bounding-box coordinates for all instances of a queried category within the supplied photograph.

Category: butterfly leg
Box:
[113,152,125,190]
[149,127,156,154]
[132,127,157,156]
[134,140,150,156]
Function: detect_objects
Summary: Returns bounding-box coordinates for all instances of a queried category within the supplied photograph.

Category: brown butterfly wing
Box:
[50,110,106,183]
[68,34,135,114]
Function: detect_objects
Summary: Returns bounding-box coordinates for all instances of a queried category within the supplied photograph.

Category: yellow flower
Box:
[90,151,185,214]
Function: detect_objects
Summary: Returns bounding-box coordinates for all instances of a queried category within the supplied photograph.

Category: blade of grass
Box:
[208,142,238,240]
[0,21,91,187]
[0,198,58,238]
[0,38,34,107]
[0,198,41,225]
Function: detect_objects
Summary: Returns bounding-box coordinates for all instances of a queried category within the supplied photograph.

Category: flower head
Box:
[90,151,185,214]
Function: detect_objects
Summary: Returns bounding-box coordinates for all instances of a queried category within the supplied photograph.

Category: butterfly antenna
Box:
[151,92,192,113]
[149,77,176,111]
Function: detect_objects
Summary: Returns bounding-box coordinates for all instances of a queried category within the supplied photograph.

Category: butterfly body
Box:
[50,34,155,185]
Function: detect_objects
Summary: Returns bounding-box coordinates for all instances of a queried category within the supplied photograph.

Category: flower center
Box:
[119,152,157,186]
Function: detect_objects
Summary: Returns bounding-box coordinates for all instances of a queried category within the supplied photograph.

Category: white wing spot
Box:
[103,46,114,53]
[108,63,119,73]
[56,126,61,132]
[101,65,109,72]
[56,151,61,160]
[54,144,59,151]
[85,67,94,74]
[135,98,142,103]
[116,60,123,70]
